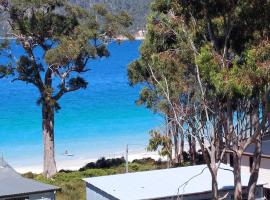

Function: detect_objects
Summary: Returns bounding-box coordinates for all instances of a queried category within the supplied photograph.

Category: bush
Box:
[132,157,155,165]
[79,157,126,171]
[129,163,139,171]
[22,172,35,179]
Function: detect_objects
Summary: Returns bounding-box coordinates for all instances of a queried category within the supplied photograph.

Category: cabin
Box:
[84,164,265,200]
[0,158,59,200]
[226,137,270,199]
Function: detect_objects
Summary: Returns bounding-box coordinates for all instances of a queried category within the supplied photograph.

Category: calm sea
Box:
[0,40,162,167]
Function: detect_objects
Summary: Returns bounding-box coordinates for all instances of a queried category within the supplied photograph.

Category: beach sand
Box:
[15,150,165,174]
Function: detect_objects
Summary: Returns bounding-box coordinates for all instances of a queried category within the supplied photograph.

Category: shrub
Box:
[79,157,125,171]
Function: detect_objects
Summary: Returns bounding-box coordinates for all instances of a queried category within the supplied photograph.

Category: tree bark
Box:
[212,176,219,200]
[42,102,57,178]
[198,138,219,200]
[210,166,219,200]
[173,131,180,164]
[247,99,262,200]
[247,136,262,200]
[170,118,180,164]
[179,122,184,163]
[234,152,243,200]
[188,134,196,165]
[191,135,196,165]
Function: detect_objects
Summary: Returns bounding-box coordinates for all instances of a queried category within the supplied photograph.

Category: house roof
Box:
[84,164,265,200]
[0,158,59,198]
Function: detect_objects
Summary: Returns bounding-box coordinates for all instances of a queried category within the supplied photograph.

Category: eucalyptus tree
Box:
[128,1,222,196]
[0,0,132,178]
[130,0,270,199]
[188,1,270,199]
[128,2,195,165]
[167,0,270,199]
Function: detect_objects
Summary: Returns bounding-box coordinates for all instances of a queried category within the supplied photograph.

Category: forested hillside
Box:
[70,0,151,33]
[0,0,151,36]
[0,12,9,37]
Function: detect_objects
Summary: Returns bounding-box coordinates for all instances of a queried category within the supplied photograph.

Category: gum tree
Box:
[0,0,132,178]
[130,0,270,199]
[128,9,193,165]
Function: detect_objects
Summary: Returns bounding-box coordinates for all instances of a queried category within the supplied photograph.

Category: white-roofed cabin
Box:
[0,159,59,200]
[84,164,265,200]
[226,136,270,199]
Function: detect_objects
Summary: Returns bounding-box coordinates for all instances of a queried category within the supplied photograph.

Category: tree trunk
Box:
[198,139,219,200]
[211,167,219,200]
[171,119,180,164]
[42,102,57,178]
[179,123,184,163]
[188,134,196,165]
[248,100,261,200]
[247,136,262,200]
[173,132,180,164]
[234,153,243,200]
[217,119,225,162]
[212,176,219,200]
[191,135,196,165]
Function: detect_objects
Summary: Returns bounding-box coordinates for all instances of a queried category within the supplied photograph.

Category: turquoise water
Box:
[0,40,162,167]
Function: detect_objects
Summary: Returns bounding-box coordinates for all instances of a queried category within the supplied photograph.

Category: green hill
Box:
[0,0,151,37]
[70,0,151,34]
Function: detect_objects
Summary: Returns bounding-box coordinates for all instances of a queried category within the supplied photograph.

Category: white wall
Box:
[29,191,55,200]
[241,155,270,189]
[86,187,110,200]
[0,191,55,200]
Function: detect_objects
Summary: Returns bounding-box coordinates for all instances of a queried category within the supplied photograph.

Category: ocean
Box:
[0,40,162,168]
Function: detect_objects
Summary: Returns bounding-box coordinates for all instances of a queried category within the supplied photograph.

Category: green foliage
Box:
[134,0,270,111]
[147,130,172,158]
[79,157,125,171]
[129,2,270,190]
[70,0,151,34]
[196,40,270,98]
[128,0,198,164]
[0,0,133,178]
[1,0,132,110]
[0,0,151,36]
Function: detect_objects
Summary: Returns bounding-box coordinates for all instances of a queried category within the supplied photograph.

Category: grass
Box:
[23,158,169,200]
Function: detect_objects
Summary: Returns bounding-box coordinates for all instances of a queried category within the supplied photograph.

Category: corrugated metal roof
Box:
[84,164,265,200]
[0,158,59,198]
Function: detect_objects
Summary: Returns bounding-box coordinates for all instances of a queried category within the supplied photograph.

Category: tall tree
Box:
[130,0,270,199]
[128,7,192,165]
[0,0,132,178]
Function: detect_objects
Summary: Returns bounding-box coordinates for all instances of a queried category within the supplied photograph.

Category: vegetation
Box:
[0,0,269,199]
[23,157,168,200]
[0,0,131,178]
[0,0,151,37]
[70,0,151,34]
[129,0,270,200]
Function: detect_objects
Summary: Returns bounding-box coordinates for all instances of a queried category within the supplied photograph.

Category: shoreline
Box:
[15,150,165,174]
[116,36,145,41]
[0,37,145,41]
[14,143,194,174]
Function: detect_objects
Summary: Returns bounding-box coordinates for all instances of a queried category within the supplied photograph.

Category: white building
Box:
[227,138,270,199]
[0,159,59,200]
[84,164,265,200]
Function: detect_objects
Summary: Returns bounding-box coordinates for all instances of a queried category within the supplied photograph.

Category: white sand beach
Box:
[15,150,166,174]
